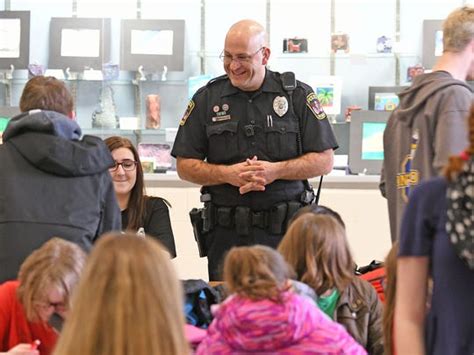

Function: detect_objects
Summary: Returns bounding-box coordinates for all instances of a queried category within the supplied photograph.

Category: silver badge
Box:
[222,103,229,111]
[273,96,288,117]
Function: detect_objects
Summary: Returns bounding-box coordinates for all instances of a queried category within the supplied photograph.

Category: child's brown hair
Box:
[223,245,294,302]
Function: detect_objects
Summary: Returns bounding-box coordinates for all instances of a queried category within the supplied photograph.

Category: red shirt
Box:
[0,281,57,355]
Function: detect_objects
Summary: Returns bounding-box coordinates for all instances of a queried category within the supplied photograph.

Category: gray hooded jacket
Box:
[0,110,121,282]
[380,71,472,241]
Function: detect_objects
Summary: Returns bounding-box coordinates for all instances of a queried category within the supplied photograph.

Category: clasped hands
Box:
[229,156,278,194]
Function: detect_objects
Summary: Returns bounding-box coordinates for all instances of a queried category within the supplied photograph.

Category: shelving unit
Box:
[0,0,464,155]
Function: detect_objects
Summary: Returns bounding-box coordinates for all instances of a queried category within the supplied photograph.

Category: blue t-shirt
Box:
[399,177,474,355]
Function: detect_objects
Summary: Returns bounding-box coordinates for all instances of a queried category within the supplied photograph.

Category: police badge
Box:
[273,96,288,117]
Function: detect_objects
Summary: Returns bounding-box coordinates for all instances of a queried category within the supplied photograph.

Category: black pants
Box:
[206,225,283,281]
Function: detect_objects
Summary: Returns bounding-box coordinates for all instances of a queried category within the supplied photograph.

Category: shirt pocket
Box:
[206,120,239,163]
[264,118,299,161]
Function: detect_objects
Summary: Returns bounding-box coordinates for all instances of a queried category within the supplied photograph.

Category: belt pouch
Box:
[269,202,288,235]
[202,203,215,232]
[216,207,233,228]
[234,206,250,236]
[251,211,267,229]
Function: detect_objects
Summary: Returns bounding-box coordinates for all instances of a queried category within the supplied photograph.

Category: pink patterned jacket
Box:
[196,291,367,354]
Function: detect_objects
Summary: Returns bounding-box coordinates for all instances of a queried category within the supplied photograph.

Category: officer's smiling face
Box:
[223,31,269,91]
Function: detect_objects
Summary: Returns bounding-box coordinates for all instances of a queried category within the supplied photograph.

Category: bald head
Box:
[223,20,270,91]
[225,20,268,48]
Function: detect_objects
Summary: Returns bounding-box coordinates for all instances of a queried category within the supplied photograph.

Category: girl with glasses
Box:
[0,238,86,355]
[104,136,177,258]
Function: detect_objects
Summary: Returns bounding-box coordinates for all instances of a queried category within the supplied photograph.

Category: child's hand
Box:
[4,343,39,355]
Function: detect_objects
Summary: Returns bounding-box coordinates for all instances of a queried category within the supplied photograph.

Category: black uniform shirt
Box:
[172,69,338,208]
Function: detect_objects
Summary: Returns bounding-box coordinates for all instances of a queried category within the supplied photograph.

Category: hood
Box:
[215,292,316,352]
[395,71,472,127]
[3,110,114,176]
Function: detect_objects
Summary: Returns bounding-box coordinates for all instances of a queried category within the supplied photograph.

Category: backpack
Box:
[356,260,386,303]
[182,279,220,328]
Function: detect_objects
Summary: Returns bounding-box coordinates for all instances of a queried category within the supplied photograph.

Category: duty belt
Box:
[213,201,303,236]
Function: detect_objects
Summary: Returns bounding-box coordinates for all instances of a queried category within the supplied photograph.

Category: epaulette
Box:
[206,74,228,87]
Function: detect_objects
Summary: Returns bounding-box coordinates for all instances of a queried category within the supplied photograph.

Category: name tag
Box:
[212,114,231,122]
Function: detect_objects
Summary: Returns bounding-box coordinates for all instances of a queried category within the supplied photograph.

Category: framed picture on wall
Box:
[422,19,443,69]
[0,11,30,70]
[331,33,349,53]
[137,143,172,173]
[282,38,308,53]
[309,76,342,116]
[348,110,391,175]
[49,17,111,71]
[121,19,185,72]
[368,86,407,111]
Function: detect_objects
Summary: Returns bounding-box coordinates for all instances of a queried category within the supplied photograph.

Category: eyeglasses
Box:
[219,47,265,64]
[110,159,138,172]
[35,300,67,313]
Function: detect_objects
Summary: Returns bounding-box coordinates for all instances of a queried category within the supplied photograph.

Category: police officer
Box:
[171,19,338,280]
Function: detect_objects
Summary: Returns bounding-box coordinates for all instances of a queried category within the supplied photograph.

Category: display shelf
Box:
[9,77,187,86]
[82,128,135,136]
[81,128,170,148]
[274,52,420,60]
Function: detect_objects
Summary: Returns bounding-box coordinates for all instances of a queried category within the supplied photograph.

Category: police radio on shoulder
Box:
[281,72,296,92]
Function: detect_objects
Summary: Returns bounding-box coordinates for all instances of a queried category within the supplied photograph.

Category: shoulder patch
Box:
[179,100,195,126]
[306,92,327,120]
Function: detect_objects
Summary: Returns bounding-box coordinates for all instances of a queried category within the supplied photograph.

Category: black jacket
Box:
[0,110,121,282]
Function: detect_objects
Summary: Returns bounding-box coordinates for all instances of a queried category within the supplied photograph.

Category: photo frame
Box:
[348,110,391,175]
[406,64,425,83]
[282,38,308,53]
[368,86,407,111]
[0,11,30,70]
[308,76,342,116]
[121,19,185,72]
[138,143,172,172]
[49,17,111,71]
[331,33,349,53]
[373,93,399,111]
[422,19,443,69]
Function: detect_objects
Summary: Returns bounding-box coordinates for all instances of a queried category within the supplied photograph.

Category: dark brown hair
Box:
[278,214,354,295]
[288,204,346,229]
[104,136,145,231]
[382,241,399,355]
[223,245,294,302]
[445,103,474,180]
[19,76,74,116]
